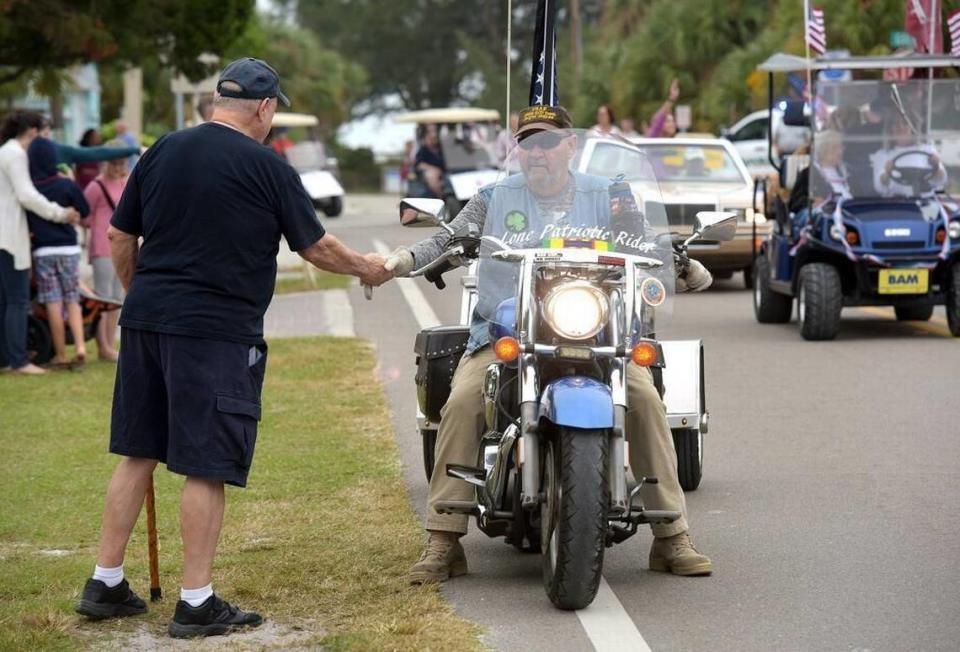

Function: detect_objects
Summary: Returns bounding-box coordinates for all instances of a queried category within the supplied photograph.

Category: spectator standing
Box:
[39,118,139,173]
[590,103,622,138]
[647,79,680,138]
[75,129,103,190]
[196,95,215,123]
[619,117,641,139]
[114,120,140,170]
[82,141,128,361]
[0,111,80,375]
[75,58,391,639]
[26,136,91,367]
[494,112,520,168]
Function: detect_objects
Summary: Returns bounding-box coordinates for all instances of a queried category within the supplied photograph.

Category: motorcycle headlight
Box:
[949,220,960,240]
[542,282,609,340]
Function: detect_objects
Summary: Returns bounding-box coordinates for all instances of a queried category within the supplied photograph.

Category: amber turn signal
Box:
[845,230,859,246]
[936,227,946,244]
[631,342,657,367]
[494,336,521,362]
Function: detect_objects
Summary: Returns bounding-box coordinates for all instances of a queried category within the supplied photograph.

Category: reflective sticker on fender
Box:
[640,277,667,306]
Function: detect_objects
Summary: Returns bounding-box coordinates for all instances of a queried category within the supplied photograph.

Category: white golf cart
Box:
[272,112,345,217]
[395,107,503,217]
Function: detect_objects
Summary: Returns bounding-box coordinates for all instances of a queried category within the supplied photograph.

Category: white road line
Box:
[372,239,440,329]
[377,236,651,651]
[577,577,653,652]
[322,289,356,337]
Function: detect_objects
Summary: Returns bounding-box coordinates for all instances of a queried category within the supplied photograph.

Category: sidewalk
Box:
[264,288,355,338]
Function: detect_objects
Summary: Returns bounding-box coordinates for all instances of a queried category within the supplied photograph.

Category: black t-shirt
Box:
[111,122,325,344]
[414,145,445,171]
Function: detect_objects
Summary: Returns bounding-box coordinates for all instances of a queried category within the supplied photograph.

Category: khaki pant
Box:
[426,348,689,538]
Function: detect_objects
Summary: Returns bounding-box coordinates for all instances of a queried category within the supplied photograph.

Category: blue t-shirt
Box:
[111,123,325,344]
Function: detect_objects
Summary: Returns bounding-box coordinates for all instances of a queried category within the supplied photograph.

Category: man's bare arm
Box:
[108,225,139,290]
[298,233,392,286]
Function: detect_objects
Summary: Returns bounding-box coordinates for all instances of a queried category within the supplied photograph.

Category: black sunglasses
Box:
[518,131,567,151]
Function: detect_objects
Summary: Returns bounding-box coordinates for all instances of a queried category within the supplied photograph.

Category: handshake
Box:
[358,247,415,287]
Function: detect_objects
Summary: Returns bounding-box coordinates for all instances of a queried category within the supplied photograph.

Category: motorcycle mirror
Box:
[399,197,447,227]
[693,211,738,242]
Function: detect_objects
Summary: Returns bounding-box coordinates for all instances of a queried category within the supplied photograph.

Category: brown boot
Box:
[649,531,713,576]
[409,530,468,585]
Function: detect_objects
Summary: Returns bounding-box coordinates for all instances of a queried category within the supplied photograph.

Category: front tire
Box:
[541,428,608,610]
[947,265,960,337]
[754,255,792,323]
[894,305,934,321]
[672,428,702,491]
[797,263,842,341]
[422,429,437,482]
[322,196,343,217]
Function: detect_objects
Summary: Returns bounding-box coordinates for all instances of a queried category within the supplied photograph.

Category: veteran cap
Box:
[217,57,291,107]
[515,105,574,138]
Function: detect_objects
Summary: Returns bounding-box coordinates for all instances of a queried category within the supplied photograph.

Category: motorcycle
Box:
[401,130,736,609]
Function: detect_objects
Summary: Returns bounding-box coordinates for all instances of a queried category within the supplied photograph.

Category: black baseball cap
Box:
[217,57,290,107]
[515,105,574,138]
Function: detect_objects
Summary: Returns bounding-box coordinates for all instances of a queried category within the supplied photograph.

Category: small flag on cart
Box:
[949,9,960,57]
[806,5,827,56]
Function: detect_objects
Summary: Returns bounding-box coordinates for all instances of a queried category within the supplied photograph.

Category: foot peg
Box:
[635,509,680,525]
[446,464,486,488]
[434,500,480,515]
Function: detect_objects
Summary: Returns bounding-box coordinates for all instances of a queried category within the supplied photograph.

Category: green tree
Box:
[577,0,934,131]
[0,0,255,86]
[225,18,368,131]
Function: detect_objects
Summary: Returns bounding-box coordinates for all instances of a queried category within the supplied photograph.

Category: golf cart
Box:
[395,107,502,218]
[752,53,960,339]
[272,112,345,217]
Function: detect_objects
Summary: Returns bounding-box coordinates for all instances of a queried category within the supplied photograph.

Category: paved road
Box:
[315,194,960,651]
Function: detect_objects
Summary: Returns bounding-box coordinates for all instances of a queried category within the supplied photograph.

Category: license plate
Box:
[878,268,929,294]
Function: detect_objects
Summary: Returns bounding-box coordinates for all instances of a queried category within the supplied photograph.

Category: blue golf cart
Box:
[751,53,960,339]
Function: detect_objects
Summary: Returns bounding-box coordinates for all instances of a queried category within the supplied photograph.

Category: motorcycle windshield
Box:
[475,128,675,340]
[811,78,960,201]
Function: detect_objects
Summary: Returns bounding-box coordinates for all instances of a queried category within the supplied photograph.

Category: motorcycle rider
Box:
[385,105,714,584]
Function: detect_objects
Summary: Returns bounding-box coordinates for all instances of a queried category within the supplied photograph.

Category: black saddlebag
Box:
[414,325,471,423]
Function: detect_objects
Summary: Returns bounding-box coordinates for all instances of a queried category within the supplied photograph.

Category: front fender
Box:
[539,376,613,429]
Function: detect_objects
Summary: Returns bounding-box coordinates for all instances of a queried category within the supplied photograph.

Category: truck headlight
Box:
[829,224,844,241]
[542,282,609,340]
[949,220,960,240]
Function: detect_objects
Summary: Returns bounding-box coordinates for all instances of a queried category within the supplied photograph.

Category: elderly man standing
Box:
[76,58,391,639]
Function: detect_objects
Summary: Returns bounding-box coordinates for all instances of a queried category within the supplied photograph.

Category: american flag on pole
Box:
[529,0,559,106]
[806,5,827,56]
[949,9,960,57]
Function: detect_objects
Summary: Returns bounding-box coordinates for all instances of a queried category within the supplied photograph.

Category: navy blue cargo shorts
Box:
[110,328,268,487]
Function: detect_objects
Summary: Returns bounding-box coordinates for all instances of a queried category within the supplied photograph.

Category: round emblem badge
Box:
[504,211,528,233]
[640,277,667,307]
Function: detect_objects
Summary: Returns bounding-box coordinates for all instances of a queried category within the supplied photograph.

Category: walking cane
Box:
[145,474,161,601]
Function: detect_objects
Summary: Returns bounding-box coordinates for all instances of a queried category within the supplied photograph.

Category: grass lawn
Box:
[0,338,482,651]
[274,268,352,295]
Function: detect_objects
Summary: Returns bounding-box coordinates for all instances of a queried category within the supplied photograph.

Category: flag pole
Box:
[925,0,938,138]
[804,0,814,125]
[506,0,512,132]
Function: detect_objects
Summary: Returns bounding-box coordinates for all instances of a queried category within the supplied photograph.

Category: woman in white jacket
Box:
[0,111,79,375]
